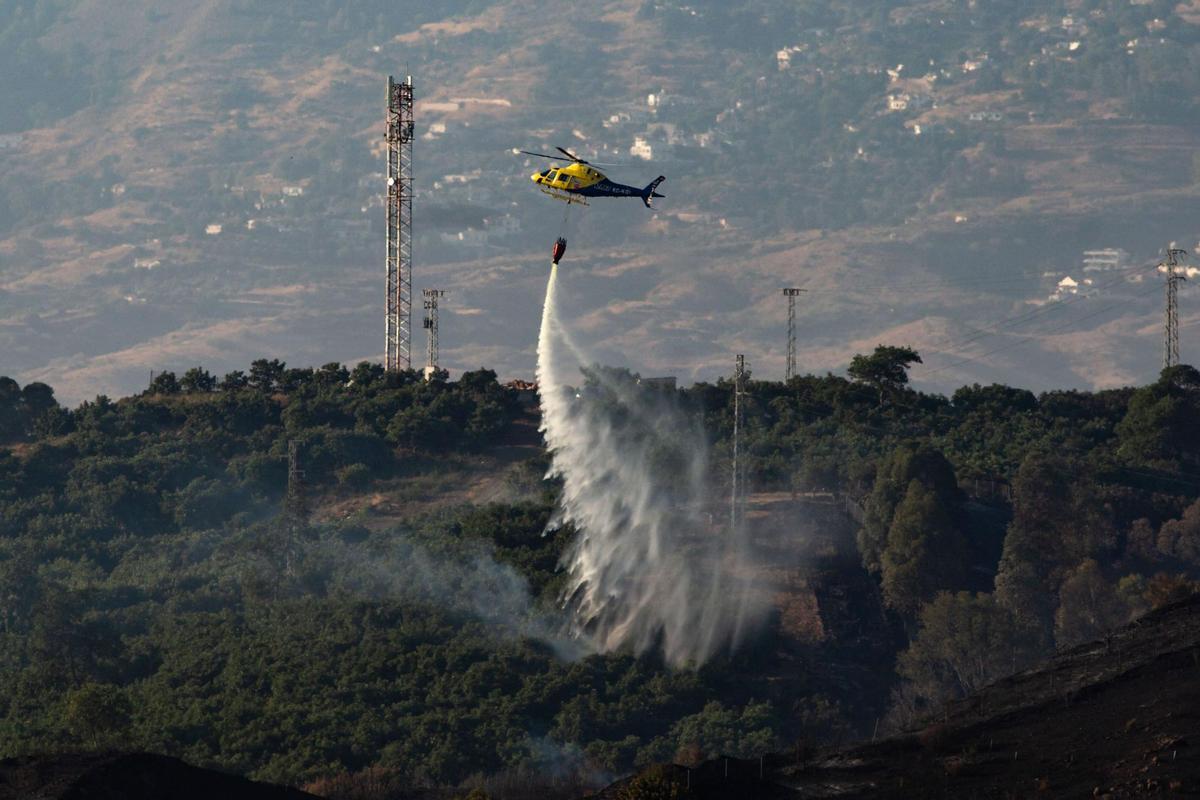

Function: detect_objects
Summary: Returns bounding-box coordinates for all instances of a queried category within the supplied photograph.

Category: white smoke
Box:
[536,264,764,667]
[308,531,583,659]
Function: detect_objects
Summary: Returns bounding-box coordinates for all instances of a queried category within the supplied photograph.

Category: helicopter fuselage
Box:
[530,161,665,206]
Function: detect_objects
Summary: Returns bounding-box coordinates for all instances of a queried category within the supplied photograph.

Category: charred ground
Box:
[600,593,1200,799]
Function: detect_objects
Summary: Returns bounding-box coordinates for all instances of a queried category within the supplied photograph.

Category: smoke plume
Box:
[536,264,763,667]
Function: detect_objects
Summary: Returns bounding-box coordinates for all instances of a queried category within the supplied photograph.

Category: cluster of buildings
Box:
[1042,248,1131,303]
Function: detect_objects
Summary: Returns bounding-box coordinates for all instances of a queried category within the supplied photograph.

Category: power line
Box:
[850,255,1163,293]
[918,262,1159,360]
[917,279,1164,381]
[857,268,1104,292]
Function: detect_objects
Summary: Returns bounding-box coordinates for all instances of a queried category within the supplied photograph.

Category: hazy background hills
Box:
[3,0,1200,403]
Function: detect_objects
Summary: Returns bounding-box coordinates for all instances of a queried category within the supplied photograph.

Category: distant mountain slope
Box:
[3,0,1200,402]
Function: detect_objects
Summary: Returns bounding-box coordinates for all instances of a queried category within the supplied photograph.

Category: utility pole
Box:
[1163,247,1188,369]
[385,75,414,372]
[781,288,806,381]
[731,354,747,532]
[422,288,446,378]
[283,440,307,578]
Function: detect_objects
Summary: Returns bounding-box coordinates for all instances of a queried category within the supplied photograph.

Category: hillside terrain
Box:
[600,593,1200,798]
[1,355,1199,795]
[0,752,318,799]
[4,0,1200,402]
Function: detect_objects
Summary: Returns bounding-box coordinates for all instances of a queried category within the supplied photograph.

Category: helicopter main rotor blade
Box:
[555,146,587,163]
[519,149,574,162]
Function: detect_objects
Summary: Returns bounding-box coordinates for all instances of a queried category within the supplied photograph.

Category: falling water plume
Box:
[536,263,764,667]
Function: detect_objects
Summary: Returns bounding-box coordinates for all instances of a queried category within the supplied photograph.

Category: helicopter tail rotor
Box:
[641,176,666,208]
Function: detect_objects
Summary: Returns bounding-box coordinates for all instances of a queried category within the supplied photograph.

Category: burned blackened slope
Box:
[594,760,797,800]
[0,752,318,800]
[777,593,1200,798]
[595,594,1200,799]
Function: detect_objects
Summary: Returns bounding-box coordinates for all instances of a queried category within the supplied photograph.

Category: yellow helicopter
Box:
[521,147,665,208]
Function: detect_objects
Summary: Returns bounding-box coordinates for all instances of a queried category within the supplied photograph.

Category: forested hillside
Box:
[1,354,1198,795]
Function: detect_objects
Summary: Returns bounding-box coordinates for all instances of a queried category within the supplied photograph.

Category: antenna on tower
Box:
[781,288,806,381]
[731,354,747,532]
[1163,247,1188,369]
[422,288,447,379]
[385,75,415,372]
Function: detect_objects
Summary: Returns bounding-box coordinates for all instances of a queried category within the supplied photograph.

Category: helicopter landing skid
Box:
[539,186,589,206]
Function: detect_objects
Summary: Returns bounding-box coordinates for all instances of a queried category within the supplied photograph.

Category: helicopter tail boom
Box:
[641,176,666,208]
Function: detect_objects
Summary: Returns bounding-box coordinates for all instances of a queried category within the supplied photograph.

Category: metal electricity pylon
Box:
[731,354,747,532]
[385,75,414,371]
[283,440,307,578]
[1163,247,1188,369]
[781,288,806,380]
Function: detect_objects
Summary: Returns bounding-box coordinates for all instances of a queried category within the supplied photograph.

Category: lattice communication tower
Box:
[385,75,414,371]
[422,289,446,373]
[1163,247,1188,369]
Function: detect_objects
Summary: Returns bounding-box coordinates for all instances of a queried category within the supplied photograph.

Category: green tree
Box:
[349,361,385,389]
[0,376,20,440]
[1145,572,1198,609]
[64,682,133,748]
[1053,559,1129,648]
[29,590,123,686]
[180,366,216,393]
[618,765,689,800]
[146,371,180,395]
[220,370,249,390]
[21,381,57,411]
[0,546,39,634]
[659,701,778,762]
[892,591,1042,720]
[995,454,1115,640]
[314,362,350,388]
[335,463,370,489]
[880,480,968,616]
[459,368,500,393]
[1117,573,1152,620]
[1155,497,1200,565]
[387,405,454,450]
[1116,364,1200,465]
[847,345,922,405]
[859,445,961,576]
[248,359,287,393]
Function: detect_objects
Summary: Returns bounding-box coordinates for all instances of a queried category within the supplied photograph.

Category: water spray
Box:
[536,251,764,667]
